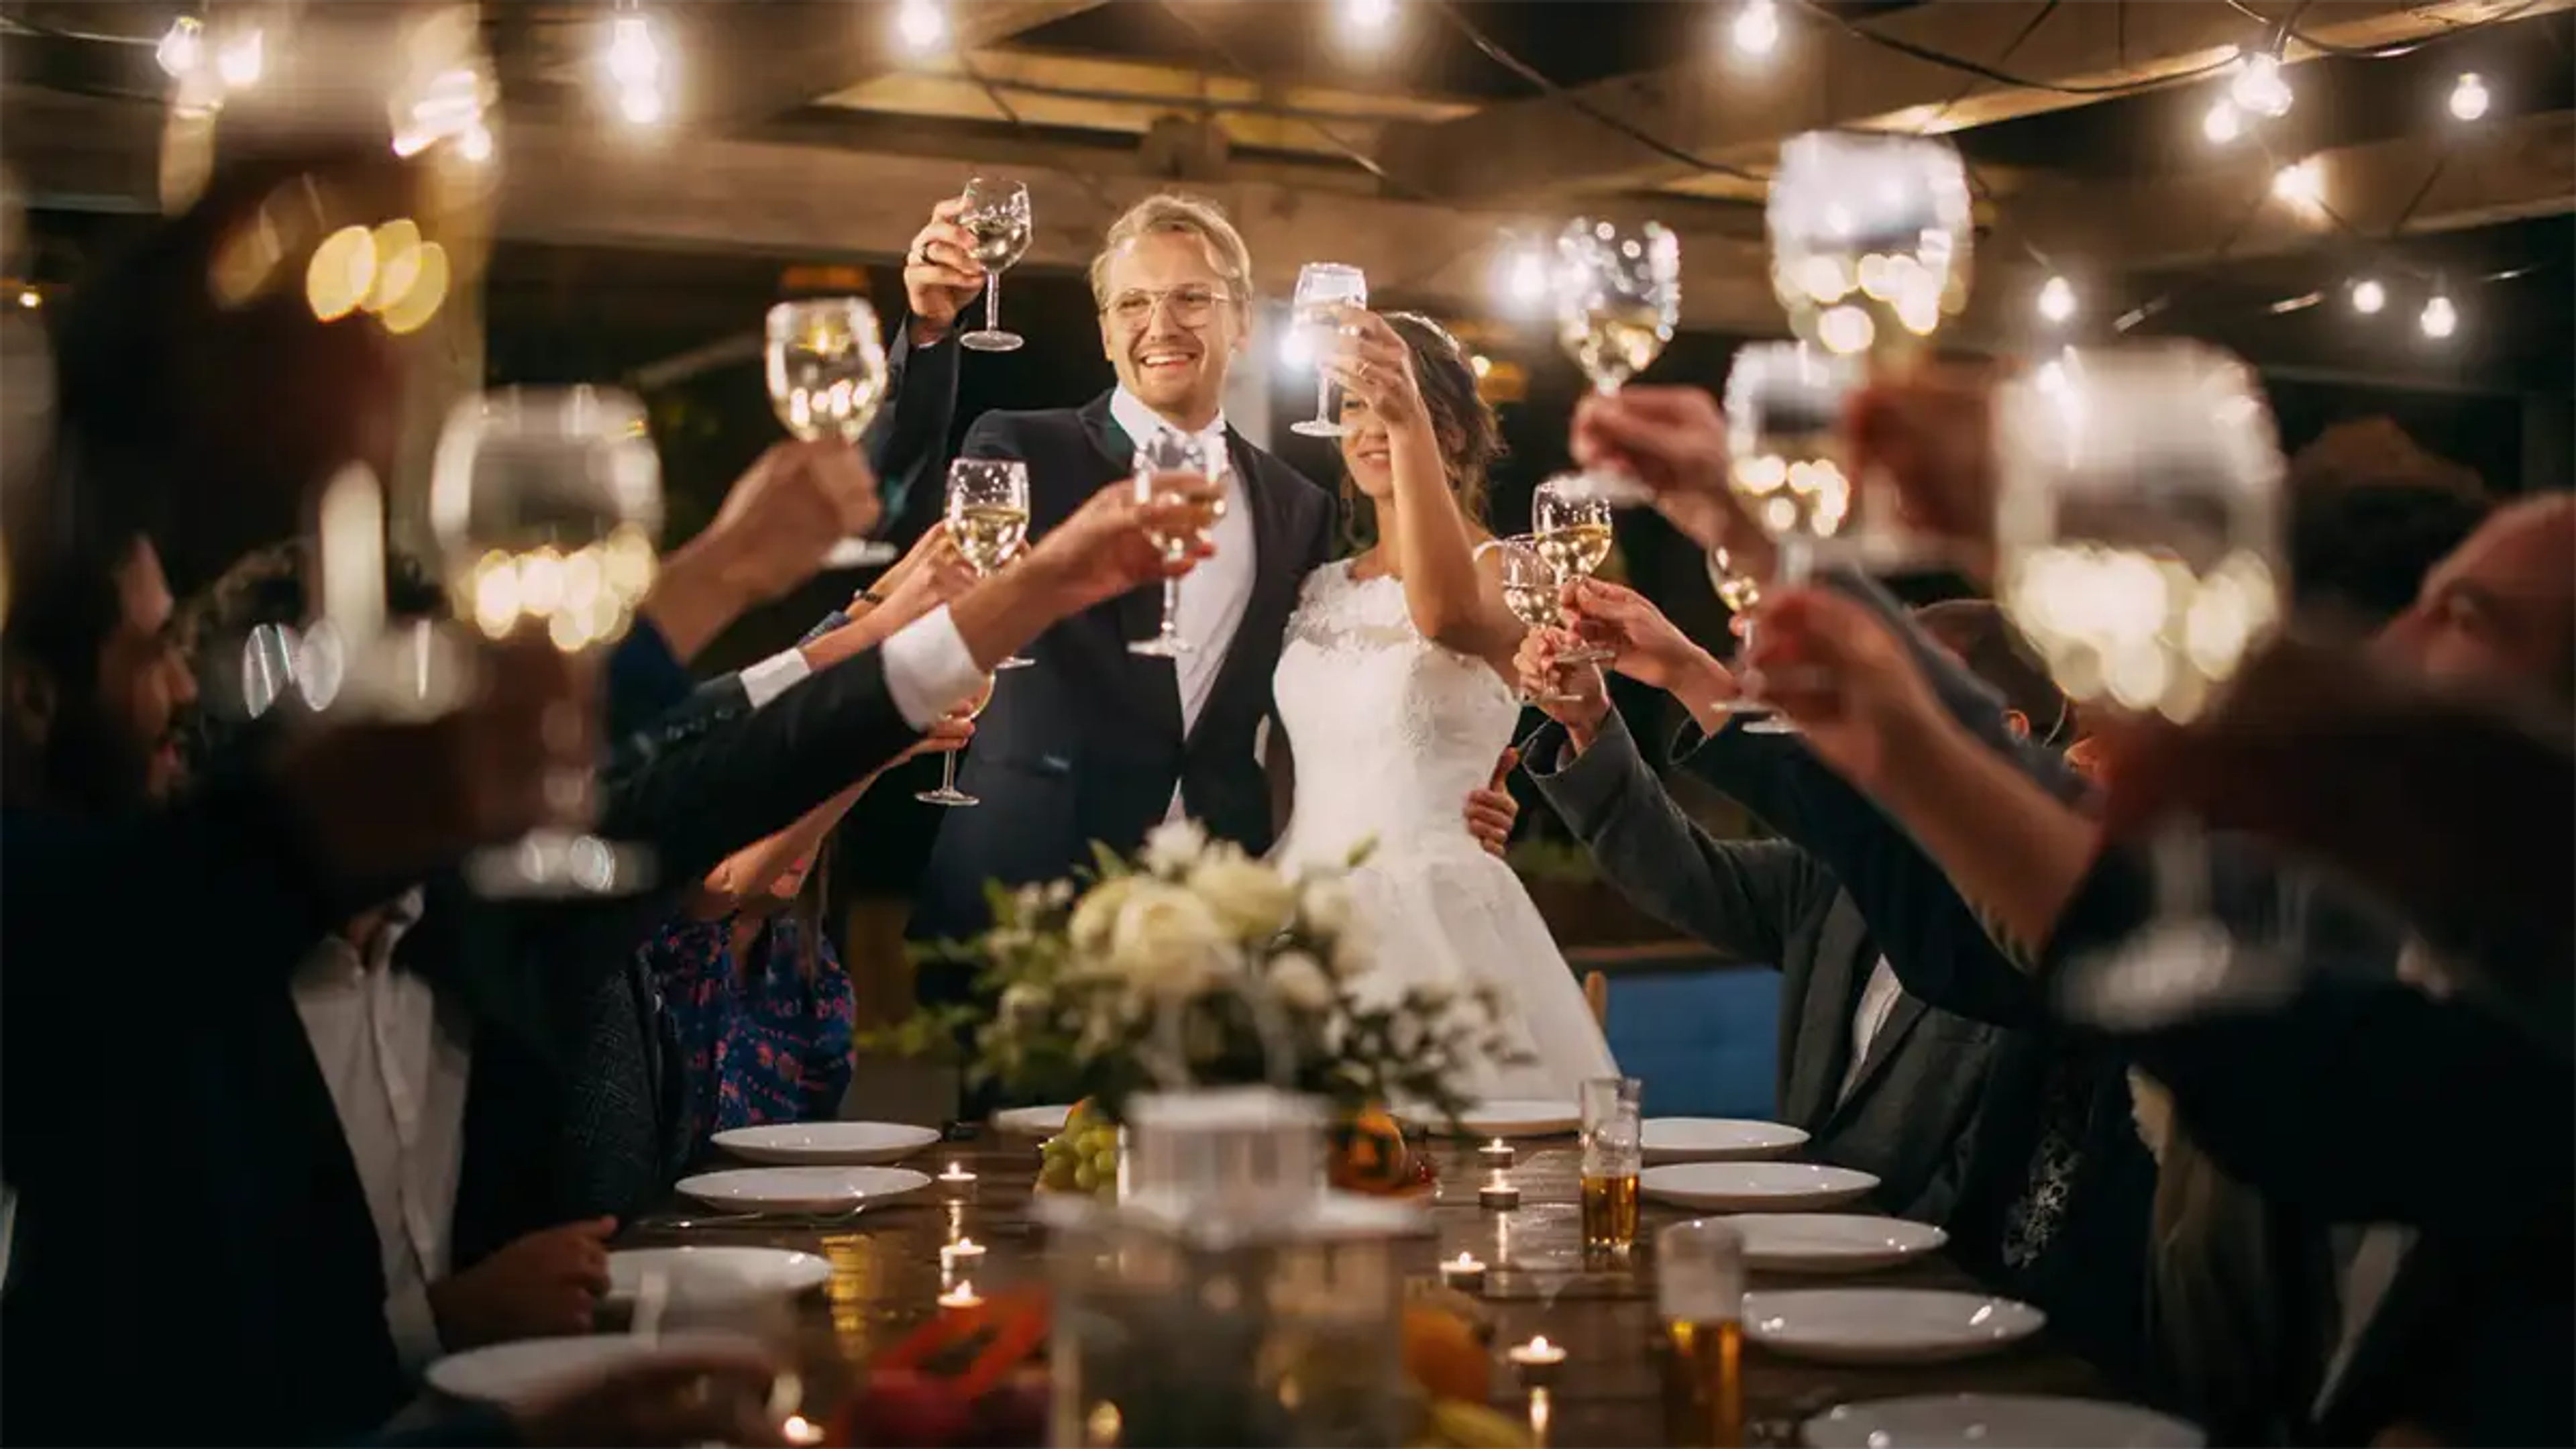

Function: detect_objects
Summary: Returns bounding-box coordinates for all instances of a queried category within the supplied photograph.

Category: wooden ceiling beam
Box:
[645,0,1108,131]
[1375,0,2575,205]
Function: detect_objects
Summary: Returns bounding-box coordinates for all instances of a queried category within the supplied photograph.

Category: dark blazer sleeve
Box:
[604,619,697,741]
[607,607,867,776]
[866,317,963,538]
[1523,709,1819,969]
[598,646,923,890]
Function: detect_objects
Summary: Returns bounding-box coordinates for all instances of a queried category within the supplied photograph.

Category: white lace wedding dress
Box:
[1271,558,1619,1099]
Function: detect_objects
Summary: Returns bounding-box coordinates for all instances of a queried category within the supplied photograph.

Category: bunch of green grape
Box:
[1036,1119,1120,1197]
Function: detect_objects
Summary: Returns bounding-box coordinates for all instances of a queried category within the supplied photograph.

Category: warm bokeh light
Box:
[2349,277,2385,315]
[2449,72,2490,121]
[1731,0,1779,56]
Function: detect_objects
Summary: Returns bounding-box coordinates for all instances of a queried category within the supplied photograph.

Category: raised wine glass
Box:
[957,176,1033,353]
[916,677,998,808]
[1128,427,1216,657]
[1551,217,1680,505]
[1479,535,1582,706]
[765,296,895,568]
[430,385,663,898]
[1766,129,1972,568]
[944,458,1032,669]
[1289,263,1368,438]
[1703,545,1774,720]
[1723,341,1860,734]
[1994,341,2290,1011]
[1532,475,1617,663]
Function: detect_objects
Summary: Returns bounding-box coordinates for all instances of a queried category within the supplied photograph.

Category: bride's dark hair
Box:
[1342,313,1505,543]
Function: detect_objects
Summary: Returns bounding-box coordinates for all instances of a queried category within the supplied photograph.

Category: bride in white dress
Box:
[1269,310,1618,1099]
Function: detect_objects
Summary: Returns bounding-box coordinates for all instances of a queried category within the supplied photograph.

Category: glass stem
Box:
[1780,536,1815,587]
[1160,578,1182,640]
[2151,821,2209,924]
[1313,372,1334,428]
[984,271,1002,333]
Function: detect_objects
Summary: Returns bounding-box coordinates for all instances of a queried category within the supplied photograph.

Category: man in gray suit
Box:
[1510,586,2064,1228]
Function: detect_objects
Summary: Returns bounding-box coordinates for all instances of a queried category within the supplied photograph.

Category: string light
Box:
[215,26,264,89]
[14,290,37,310]
[1495,244,1549,315]
[1731,0,1780,58]
[156,15,204,78]
[2349,277,2385,314]
[2230,49,2294,119]
[2448,72,2490,121]
[2202,99,2242,145]
[2419,291,2457,339]
[1340,0,1396,44]
[896,0,947,54]
[604,6,666,125]
[2036,275,2077,324]
[2270,158,2324,211]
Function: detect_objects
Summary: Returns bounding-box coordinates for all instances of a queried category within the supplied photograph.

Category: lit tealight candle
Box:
[936,1160,979,1195]
[938,1279,983,1313]
[781,1414,826,1446]
[1478,1171,1521,1211]
[1507,1334,1566,1384]
[1479,1137,1517,1170]
[1438,1251,1488,1294]
[941,1236,987,1269]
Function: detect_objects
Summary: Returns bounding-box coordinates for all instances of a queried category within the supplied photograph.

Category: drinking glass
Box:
[1531,476,1616,664]
[944,458,1034,669]
[1289,263,1368,437]
[1127,428,1217,658]
[1579,1076,1643,1255]
[1551,217,1680,504]
[916,677,998,808]
[1724,342,1864,735]
[1702,546,1772,720]
[430,386,663,898]
[1656,1220,1744,1449]
[957,176,1033,353]
[1993,341,2289,1008]
[1478,536,1581,705]
[1766,129,1972,568]
[631,1260,806,1444]
[765,297,896,567]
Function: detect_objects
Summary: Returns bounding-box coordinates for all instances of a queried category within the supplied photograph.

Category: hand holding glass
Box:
[916,679,997,808]
[957,177,1032,353]
[944,458,1034,669]
[1532,477,1617,663]
[1481,537,1583,706]
[765,297,894,568]
[1128,429,1219,657]
[1290,264,1368,438]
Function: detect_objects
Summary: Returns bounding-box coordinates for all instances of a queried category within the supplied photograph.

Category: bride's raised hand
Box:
[1321,307,1426,433]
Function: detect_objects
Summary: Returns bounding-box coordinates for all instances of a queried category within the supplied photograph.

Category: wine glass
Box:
[1703,545,1773,721]
[1550,217,1680,504]
[765,297,896,568]
[430,385,664,898]
[1128,428,1218,657]
[1722,343,1860,737]
[944,458,1033,669]
[957,176,1033,353]
[1532,476,1617,664]
[631,1260,808,1444]
[1766,129,1972,568]
[1289,263,1368,438]
[1993,341,2289,1006]
[1478,536,1582,706]
[916,677,998,808]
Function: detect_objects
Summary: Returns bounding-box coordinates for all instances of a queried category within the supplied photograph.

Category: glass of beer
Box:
[1578,1076,1642,1256]
[1658,1219,1745,1448]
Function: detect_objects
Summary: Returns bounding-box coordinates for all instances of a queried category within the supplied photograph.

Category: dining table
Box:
[619,1129,2114,1447]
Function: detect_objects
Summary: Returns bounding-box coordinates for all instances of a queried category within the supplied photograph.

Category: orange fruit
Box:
[1401,1305,1490,1403]
[1330,1107,1413,1193]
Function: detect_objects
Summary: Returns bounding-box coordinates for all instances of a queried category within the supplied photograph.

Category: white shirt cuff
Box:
[384,1283,446,1376]
[882,604,983,729]
[739,649,814,711]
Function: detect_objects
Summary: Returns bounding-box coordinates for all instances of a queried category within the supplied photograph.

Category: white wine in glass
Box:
[1289,263,1368,438]
[765,297,895,568]
[917,677,998,808]
[1703,547,1772,720]
[1128,428,1216,658]
[943,458,1034,669]
[958,176,1033,353]
[1721,343,1857,572]
[430,385,665,898]
[1480,535,1582,706]
[1552,217,1680,505]
[1766,130,1973,370]
[1532,476,1617,664]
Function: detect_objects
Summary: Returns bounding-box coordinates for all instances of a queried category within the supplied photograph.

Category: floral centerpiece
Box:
[902,821,1523,1192]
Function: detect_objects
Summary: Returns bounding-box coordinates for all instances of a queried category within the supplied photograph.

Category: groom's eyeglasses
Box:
[1103,285,1236,328]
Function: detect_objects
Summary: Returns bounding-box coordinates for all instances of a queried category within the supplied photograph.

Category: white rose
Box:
[1140,818,1210,877]
[1108,881,1231,996]
[1299,877,1353,938]
[1189,857,1297,943]
[1330,931,1370,980]
[1069,875,1141,955]
[1041,879,1077,909]
[1266,950,1336,1013]
[998,981,1047,1019]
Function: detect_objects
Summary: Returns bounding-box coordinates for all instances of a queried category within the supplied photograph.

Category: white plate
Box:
[1413,1099,1580,1137]
[602,1247,832,1309]
[1804,1395,2203,1448]
[427,1331,766,1405]
[992,1104,1073,1136]
[1744,1289,2045,1365]
[1642,1117,1810,1164]
[674,1166,931,1214]
[1640,1161,1878,1212]
[1723,1214,1946,1274]
[711,1122,942,1166]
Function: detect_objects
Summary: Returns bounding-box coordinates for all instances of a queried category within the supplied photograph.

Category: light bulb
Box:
[2349,278,2385,315]
[619,85,665,125]
[1342,0,1395,41]
[2419,294,2457,339]
[2449,72,2489,121]
[2271,158,2324,208]
[606,13,661,89]
[2231,50,2293,119]
[1498,246,1548,311]
[1731,0,1780,56]
[897,0,947,52]
[156,15,204,77]
[459,123,494,164]
[2202,99,2241,145]
[15,290,38,310]
[215,27,263,89]
[2036,275,2077,324]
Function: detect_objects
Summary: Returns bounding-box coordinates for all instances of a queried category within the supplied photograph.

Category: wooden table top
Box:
[623,1131,2111,1447]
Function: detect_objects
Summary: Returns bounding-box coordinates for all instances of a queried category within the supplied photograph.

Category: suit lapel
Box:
[1819,989,1929,1133]
[1782,898,1869,1129]
[1078,394,1185,743]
